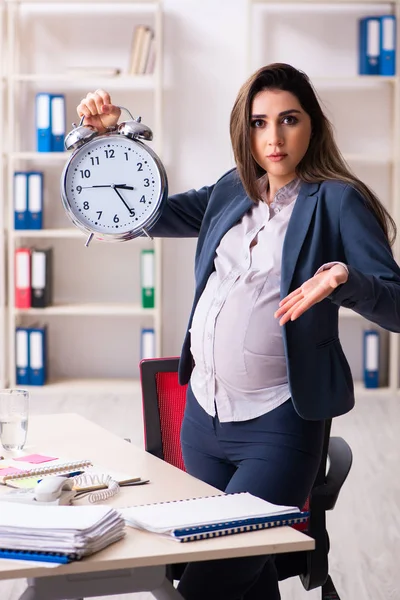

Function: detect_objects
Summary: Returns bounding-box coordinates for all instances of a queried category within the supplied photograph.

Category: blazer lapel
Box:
[281,181,320,298]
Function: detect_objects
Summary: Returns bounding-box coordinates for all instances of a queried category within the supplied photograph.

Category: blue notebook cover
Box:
[0,549,74,563]
[171,512,309,542]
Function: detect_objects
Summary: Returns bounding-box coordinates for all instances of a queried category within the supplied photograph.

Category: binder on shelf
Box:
[363,330,380,388]
[15,248,31,309]
[50,94,66,152]
[359,16,380,75]
[141,249,155,308]
[141,328,155,360]
[31,248,52,308]
[13,172,28,230]
[28,326,47,386]
[27,172,43,230]
[380,15,396,76]
[15,328,29,386]
[35,93,51,152]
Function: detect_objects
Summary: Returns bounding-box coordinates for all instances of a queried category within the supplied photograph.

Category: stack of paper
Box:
[120,492,307,542]
[0,502,125,561]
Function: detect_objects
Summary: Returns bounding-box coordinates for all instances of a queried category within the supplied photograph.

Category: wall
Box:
[161,0,247,355]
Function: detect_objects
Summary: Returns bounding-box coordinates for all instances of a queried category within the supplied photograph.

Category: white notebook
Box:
[120,492,305,541]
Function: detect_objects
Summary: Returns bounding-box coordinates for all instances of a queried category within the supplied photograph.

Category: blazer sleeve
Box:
[329,184,400,332]
[149,184,215,238]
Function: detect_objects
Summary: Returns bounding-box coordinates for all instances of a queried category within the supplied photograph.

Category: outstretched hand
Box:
[77,89,121,134]
[275,264,348,326]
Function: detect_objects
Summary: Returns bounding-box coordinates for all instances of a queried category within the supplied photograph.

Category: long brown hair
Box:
[230,63,396,245]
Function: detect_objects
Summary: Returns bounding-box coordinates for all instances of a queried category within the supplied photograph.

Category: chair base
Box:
[322,575,341,600]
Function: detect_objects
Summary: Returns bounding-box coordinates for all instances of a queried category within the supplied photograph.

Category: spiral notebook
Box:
[0,459,93,488]
[120,492,309,543]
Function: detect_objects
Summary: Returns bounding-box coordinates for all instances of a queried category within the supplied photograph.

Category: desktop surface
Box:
[0,413,314,581]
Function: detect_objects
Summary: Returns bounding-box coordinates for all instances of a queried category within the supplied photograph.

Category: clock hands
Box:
[81,184,135,190]
[111,184,135,216]
[78,183,135,216]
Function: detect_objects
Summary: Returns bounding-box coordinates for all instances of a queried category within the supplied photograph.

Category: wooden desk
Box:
[0,414,314,600]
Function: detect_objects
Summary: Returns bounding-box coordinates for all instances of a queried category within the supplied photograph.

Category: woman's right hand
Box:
[76,90,121,134]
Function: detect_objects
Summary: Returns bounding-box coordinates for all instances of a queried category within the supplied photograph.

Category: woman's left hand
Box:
[275,264,349,325]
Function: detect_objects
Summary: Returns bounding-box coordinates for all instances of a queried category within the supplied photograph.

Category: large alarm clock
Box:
[60,107,168,246]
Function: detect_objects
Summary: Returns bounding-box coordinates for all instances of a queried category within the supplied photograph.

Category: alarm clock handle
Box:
[79,106,136,129]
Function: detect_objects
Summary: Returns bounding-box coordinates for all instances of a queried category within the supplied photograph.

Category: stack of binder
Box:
[15,247,52,309]
[14,172,43,230]
[35,93,66,152]
[0,502,125,563]
[358,15,396,76]
[16,326,47,386]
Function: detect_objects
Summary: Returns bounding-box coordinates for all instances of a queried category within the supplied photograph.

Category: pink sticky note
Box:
[0,467,23,476]
[13,454,58,464]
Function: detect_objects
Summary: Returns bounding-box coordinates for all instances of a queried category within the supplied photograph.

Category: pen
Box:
[37,470,84,483]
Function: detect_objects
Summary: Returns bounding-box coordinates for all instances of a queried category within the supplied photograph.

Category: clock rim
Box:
[60,133,168,242]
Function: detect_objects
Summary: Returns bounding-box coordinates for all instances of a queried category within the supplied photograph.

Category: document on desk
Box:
[0,502,126,562]
[120,492,309,542]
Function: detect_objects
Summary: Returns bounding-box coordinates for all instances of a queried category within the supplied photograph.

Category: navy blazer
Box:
[150,168,400,420]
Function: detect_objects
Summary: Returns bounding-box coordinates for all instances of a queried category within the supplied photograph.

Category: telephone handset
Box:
[3,476,77,505]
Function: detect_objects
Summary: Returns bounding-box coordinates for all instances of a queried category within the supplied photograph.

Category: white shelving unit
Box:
[247,0,400,393]
[4,0,164,392]
[0,1,7,389]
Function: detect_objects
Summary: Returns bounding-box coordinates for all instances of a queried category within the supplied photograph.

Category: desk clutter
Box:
[0,502,125,564]
[0,454,147,504]
[120,492,309,543]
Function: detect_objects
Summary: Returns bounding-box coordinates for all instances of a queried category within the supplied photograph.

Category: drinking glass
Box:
[0,389,29,451]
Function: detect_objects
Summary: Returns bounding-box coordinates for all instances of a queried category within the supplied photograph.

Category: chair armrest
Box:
[312,436,353,511]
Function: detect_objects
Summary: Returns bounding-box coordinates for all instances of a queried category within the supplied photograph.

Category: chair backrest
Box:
[140,357,187,471]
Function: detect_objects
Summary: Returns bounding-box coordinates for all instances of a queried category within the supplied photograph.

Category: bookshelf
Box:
[0,1,6,389]
[247,0,400,393]
[4,0,164,392]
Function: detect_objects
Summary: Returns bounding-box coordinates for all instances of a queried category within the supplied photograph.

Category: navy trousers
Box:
[177,384,325,600]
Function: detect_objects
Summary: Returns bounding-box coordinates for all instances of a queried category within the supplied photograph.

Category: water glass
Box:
[0,389,29,451]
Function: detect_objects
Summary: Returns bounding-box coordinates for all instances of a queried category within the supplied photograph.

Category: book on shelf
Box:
[128,25,155,75]
[120,491,308,543]
[66,66,121,78]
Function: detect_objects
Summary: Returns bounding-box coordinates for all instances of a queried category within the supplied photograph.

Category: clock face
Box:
[62,134,166,239]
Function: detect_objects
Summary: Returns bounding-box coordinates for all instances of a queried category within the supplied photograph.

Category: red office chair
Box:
[140,357,352,600]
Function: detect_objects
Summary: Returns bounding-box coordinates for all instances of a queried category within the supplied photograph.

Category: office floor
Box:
[1,389,400,600]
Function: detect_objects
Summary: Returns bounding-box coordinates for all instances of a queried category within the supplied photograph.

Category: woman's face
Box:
[250,88,312,187]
